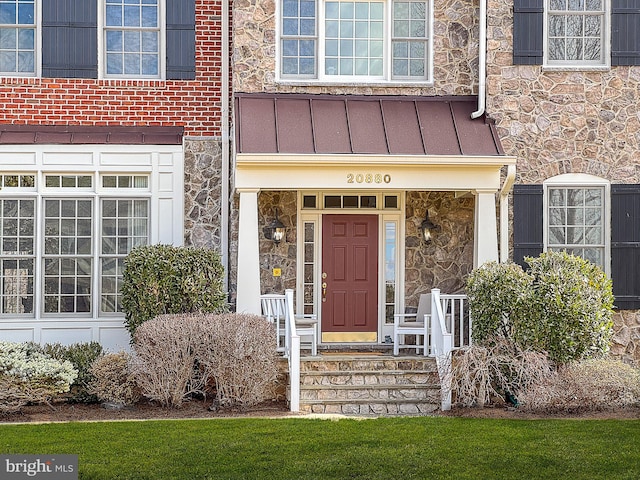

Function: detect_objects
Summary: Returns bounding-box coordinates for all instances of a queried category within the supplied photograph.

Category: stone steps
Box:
[292,354,441,416]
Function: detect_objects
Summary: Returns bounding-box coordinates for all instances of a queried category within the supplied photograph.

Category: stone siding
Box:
[258,191,299,294]
[404,192,474,310]
[184,138,224,250]
[485,0,640,363]
[486,0,640,185]
[232,0,481,96]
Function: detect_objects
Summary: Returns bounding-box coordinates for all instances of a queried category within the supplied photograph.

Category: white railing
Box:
[260,289,301,412]
[430,289,470,411]
[284,289,301,412]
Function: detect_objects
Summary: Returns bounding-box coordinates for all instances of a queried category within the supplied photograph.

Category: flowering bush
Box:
[0,342,78,413]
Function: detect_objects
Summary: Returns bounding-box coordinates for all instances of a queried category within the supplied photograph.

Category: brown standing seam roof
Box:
[0,125,183,145]
[235,94,504,156]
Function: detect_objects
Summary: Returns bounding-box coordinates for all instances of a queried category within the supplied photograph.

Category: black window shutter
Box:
[513,0,543,65]
[41,0,97,78]
[513,184,543,267]
[611,185,640,309]
[166,0,196,80]
[611,0,640,66]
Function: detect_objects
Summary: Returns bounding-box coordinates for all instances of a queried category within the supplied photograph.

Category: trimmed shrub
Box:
[466,261,532,343]
[121,245,227,337]
[523,251,614,364]
[89,352,140,406]
[519,358,640,412]
[202,313,279,409]
[466,251,614,365]
[131,313,278,409]
[131,314,211,408]
[0,342,78,414]
[41,342,104,403]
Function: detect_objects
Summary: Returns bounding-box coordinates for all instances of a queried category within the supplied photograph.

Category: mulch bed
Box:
[0,398,292,424]
[2,400,639,423]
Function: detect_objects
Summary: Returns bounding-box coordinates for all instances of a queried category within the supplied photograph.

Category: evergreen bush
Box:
[41,342,104,403]
[466,251,614,364]
[523,251,614,364]
[121,244,227,337]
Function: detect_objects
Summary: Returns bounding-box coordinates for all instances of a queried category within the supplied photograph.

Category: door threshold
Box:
[321,332,377,343]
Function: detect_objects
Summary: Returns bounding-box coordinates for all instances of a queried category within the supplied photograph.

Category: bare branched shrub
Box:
[131,313,278,409]
[451,338,553,407]
[131,314,211,408]
[200,313,279,409]
[89,352,140,406]
[519,358,640,412]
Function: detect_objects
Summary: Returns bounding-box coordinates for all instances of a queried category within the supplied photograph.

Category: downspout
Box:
[499,164,516,263]
[471,0,487,119]
[221,0,230,293]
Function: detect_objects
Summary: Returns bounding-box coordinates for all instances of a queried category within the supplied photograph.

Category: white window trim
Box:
[0,0,41,78]
[276,0,434,85]
[543,173,611,275]
[97,0,167,80]
[542,0,611,70]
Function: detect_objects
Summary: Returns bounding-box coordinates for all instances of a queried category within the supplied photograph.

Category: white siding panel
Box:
[40,328,93,345]
[98,327,131,352]
[100,152,153,166]
[158,172,173,192]
[0,328,35,342]
[157,198,174,243]
[0,153,37,165]
[158,152,174,166]
[43,152,94,165]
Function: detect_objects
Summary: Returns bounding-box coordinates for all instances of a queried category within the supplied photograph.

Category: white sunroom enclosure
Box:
[0,144,184,351]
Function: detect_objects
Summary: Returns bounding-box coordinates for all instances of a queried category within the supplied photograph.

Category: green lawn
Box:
[1,416,639,479]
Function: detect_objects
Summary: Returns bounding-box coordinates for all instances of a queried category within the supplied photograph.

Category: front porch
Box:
[265,289,469,414]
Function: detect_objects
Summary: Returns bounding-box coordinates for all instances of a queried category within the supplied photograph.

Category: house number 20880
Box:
[347,173,391,184]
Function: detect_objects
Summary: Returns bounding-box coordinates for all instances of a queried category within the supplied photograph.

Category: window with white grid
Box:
[546,0,606,66]
[280,0,431,81]
[546,186,606,268]
[0,198,35,315]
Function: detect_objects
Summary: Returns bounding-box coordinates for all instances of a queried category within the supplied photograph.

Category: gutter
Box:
[499,164,516,263]
[221,0,230,293]
[471,0,487,119]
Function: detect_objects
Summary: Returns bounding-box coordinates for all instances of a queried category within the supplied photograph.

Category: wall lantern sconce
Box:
[264,208,286,244]
[420,210,439,244]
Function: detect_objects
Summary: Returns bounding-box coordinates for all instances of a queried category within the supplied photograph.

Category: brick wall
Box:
[0,0,225,137]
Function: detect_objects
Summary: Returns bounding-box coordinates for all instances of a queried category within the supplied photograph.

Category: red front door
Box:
[321,214,378,342]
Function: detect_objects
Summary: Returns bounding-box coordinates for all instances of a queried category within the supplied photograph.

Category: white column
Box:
[236,189,262,314]
[474,189,499,268]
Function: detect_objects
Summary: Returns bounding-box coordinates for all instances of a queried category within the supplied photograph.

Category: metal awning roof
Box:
[235,93,504,157]
[0,125,183,145]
